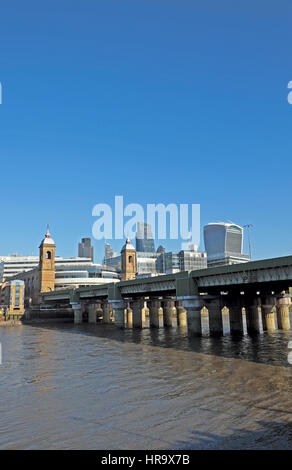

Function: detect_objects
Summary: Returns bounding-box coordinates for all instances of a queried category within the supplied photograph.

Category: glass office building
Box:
[179,250,207,271]
[135,222,155,253]
[104,242,118,264]
[203,223,250,267]
[165,252,180,274]
[78,238,94,262]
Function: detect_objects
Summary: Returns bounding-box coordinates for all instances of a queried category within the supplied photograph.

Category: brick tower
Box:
[39,225,55,292]
[121,238,137,281]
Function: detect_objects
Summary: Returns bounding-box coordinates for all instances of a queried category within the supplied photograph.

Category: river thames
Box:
[1,317,292,450]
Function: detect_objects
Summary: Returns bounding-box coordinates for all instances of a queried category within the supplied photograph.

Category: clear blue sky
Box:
[0,0,292,263]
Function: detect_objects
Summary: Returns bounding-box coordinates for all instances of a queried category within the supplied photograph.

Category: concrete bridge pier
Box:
[71,302,83,324]
[244,295,260,335]
[126,302,133,328]
[110,306,115,323]
[179,296,203,336]
[276,293,291,330]
[149,298,162,328]
[162,298,175,327]
[228,294,244,335]
[261,295,276,332]
[205,296,223,337]
[176,300,187,327]
[123,307,128,326]
[111,300,126,328]
[103,302,111,324]
[143,301,150,318]
[96,302,103,321]
[88,303,98,323]
[132,298,146,328]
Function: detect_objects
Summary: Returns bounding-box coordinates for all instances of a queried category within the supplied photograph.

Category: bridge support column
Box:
[132,299,146,328]
[261,295,276,332]
[96,302,103,322]
[110,306,115,323]
[176,300,187,327]
[149,299,162,328]
[205,296,223,337]
[244,295,260,335]
[143,301,150,318]
[126,303,133,328]
[111,300,126,328]
[88,303,97,324]
[162,298,175,327]
[71,302,83,325]
[228,295,244,335]
[276,294,291,330]
[179,296,203,336]
[123,307,128,326]
[103,302,111,324]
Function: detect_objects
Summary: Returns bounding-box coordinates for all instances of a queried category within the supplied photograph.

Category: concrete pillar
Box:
[110,300,126,328]
[244,295,260,335]
[162,298,175,327]
[131,299,146,328]
[96,302,103,322]
[261,295,276,333]
[71,302,83,325]
[276,293,291,330]
[110,306,115,323]
[149,298,162,328]
[143,301,150,318]
[205,296,223,337]
[176,300,187,327]
[126,303,133,328]
[123,308,128,325]
[88,303,97,324]
[103,302,111,324]
[179,295,203,336]
[228,295,244,335]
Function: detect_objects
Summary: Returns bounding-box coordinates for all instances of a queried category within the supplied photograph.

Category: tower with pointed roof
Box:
[121,238,136,281]
[39,225,56,292]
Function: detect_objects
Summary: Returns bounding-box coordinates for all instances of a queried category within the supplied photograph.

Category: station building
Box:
[2,228,119,307]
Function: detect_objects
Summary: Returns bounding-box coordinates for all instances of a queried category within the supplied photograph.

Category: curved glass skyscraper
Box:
[203,222,250,267]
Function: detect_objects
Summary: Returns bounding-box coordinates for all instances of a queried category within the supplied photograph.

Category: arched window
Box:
[128,255,133,263]
[46,251,51,260]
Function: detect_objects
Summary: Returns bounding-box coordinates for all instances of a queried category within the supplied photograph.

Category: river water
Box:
[1,316,292,450]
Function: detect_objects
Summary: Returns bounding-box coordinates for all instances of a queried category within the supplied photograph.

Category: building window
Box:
[46,251,51,260]
[129,256,133,263]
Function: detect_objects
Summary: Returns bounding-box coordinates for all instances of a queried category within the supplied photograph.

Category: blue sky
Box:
[0,0,292,263]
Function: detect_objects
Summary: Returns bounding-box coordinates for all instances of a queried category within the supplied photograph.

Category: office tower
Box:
[135,222,155,253]
[104,242,118,263]
[78,237,94,262]
[179,246,207,271]
[203,222,250,267]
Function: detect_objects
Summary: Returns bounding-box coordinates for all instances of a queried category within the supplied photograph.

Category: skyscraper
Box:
[104,242,118,261]
[135,222,155,253]
[203,222,250,267]
[78,238,94,262]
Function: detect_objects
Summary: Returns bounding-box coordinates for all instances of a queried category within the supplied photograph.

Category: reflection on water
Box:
[1,318,292,450]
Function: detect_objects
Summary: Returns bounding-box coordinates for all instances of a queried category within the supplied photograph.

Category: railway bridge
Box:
[41,255,292,336]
